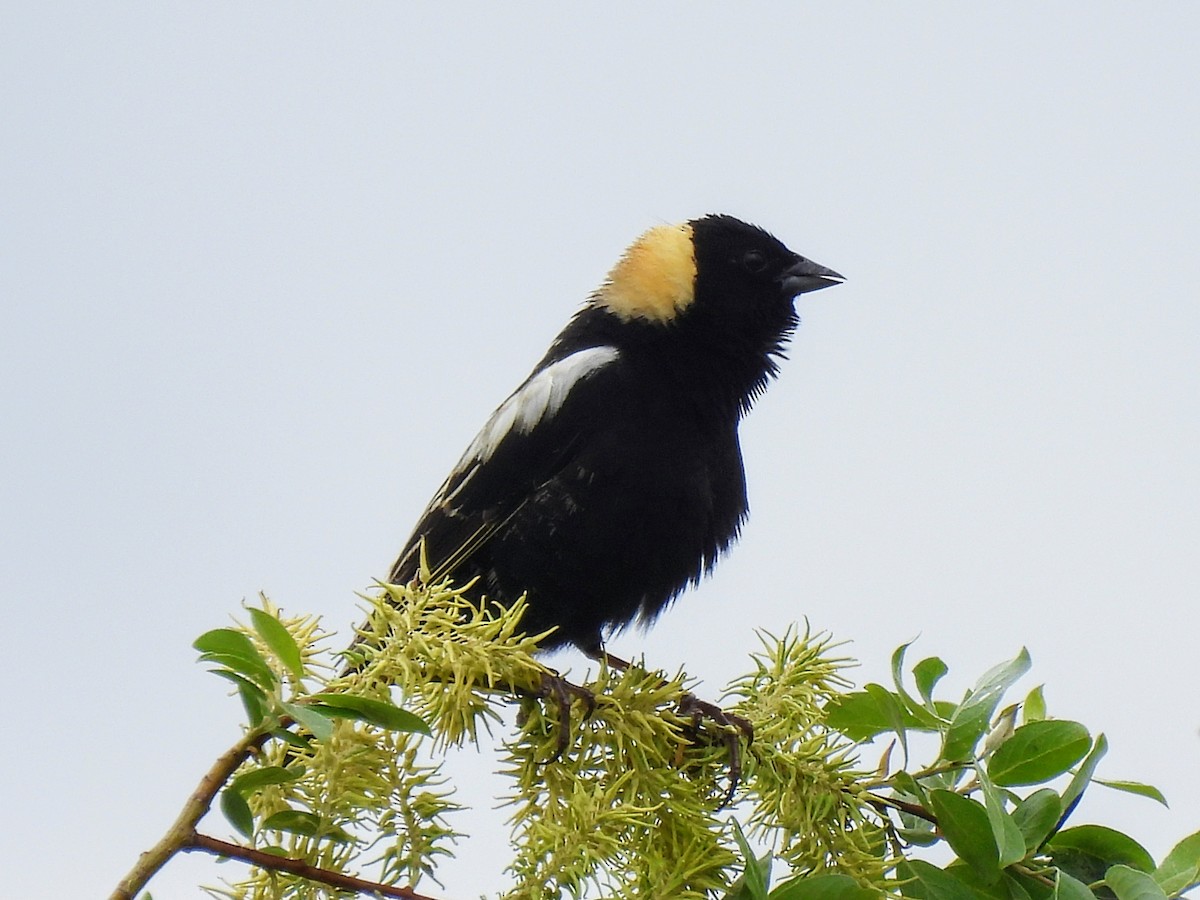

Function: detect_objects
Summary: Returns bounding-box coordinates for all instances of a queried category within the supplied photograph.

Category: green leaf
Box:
[914,656,949,710]
[1106,865,1169,900]
[194,628,260,659]
[1153,830,1200,896]
[198,650,277,692]
[1001,873,1042,900]
[942,648,1031,762]
[308,694,431,735]
[1023,685,1046,723]
[825,691,944,741]
[866,682,909,761]
[975,759,1028,867]
[942,864,1018,900]
[988,720,1091,786]
[230,765,304,794]
[1012,789,1063,854]
[1095,779,1168,807]
[1059,733,1108,822]
[892,770,930,805]
[257,810,353,844]
[1067,824,1157,871]
[891,773,940,844]
[1053,870,1096,900]
[260,809,322,838]
[280,701,334,741]
[897,823,941,847]
[236,682,267,726]
[727,818,771,900]
[195,627,282,691]
[824,691,887,740]
[207,669,270,726]
[1049,825,1155,886]
[928,790,1000,883]
[890,642,944,727]
[247,607,305,684]
[768,874,877,900]
[271,727,314,750]
[895,859,981,899]
[219,788,254,839]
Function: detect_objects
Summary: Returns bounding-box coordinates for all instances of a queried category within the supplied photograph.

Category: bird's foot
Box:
[677,693,754,809]
[535,670,596,762]
[583,646,751,806]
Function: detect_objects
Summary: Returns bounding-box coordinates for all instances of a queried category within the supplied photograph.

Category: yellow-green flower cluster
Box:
[207,584,887,899]
[730,629,888,886]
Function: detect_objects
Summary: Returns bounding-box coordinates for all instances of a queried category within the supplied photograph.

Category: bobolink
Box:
[389,214,842,655]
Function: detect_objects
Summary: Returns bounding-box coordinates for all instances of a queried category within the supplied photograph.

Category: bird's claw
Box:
[536,670,596,763]
[677,693,753,809]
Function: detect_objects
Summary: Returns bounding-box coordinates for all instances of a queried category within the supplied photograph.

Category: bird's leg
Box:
[585,645,752,808]
[534,670,596,763]
[676,693,753,808]
[595,649,632,672]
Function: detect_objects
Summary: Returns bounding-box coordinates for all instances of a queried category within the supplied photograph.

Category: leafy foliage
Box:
[820,644,1199,900]
[182,588,1199,900]
[196,596,453,899]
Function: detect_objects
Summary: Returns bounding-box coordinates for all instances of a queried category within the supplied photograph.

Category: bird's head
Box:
[591,214,842,325]
[587,214,842,401]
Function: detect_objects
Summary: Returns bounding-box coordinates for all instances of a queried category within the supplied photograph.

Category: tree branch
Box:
[185,832,442,899]
[865,791,939,825]
[109,726,272,900]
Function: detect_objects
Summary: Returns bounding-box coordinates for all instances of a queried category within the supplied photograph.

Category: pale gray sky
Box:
[3,5,1198,898]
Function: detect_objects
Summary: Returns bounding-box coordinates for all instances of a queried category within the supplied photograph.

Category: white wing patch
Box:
[391,345,621,579]
[461,345,620,465]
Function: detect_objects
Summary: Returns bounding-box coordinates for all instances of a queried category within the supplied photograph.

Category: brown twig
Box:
[109,726,273,899]
[109,718,444,900]
[107,658,559,899]
[185,832,441,899]
[865,791,939,825]
[109,661,732,897]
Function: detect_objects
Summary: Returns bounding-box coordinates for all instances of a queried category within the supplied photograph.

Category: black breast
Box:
[464,380,749,654]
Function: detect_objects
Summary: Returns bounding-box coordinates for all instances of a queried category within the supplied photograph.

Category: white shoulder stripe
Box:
[463,345,620,464]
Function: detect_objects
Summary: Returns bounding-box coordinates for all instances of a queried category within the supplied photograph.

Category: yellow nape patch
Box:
[593,223,696,322]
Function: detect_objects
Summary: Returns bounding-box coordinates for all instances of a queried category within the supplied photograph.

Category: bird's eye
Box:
[742,249,768,273]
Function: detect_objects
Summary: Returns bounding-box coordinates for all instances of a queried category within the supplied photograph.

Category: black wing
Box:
[388,345,621,585]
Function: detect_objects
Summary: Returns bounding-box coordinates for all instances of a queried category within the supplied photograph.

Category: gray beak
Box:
[779,256,845,297]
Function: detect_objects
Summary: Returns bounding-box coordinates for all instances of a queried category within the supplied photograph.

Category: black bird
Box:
[388,214,842,657]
